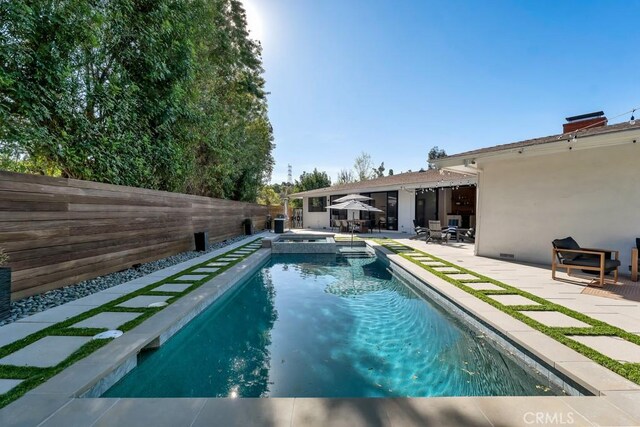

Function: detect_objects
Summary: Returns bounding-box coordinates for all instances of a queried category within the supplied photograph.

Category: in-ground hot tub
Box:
[271,233,336,254]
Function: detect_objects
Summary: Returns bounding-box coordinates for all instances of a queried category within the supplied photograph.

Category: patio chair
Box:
[551,237,620,287]
[426,220,448,244]
[632,238,639,282]
[411,220,429,239]
[339,220,349,233]
[458,228,475,243]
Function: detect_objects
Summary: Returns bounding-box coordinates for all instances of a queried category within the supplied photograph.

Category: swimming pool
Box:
[103,254,558,398]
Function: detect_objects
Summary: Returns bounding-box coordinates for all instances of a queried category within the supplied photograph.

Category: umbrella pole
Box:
[351,212,354,247]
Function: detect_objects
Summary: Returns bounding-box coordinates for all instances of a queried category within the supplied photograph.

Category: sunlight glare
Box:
[242,0,264,42]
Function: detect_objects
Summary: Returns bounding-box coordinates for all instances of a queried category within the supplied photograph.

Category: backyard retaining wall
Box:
[0,171,268,299]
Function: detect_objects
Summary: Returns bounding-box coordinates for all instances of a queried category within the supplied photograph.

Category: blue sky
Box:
[244,1,640,184]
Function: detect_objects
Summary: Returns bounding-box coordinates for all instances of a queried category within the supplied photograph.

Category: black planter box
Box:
[0,267,11,321]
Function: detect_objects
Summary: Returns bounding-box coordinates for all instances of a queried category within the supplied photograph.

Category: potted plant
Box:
[242,218,253,235]
[0,248,10,321]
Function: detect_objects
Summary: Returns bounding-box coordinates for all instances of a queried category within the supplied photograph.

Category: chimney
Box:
[563,111,607,133]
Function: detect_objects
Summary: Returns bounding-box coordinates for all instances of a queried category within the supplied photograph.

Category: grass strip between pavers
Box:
[0,238,263,408]
[376,239,640,386]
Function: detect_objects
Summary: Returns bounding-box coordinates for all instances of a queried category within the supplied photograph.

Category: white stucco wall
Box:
[475,143,640,271]
[302,197,330,229]
[397,190,414,234]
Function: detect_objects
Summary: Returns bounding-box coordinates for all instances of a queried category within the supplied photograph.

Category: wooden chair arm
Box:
[581,247,617,254]
[553,248,605,256]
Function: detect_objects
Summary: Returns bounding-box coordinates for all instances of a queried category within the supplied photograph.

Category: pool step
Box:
[338,247,374,258]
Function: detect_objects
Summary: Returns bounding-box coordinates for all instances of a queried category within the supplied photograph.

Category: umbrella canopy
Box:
[326,200,383,246]
[333,194,373,203]
[326,200,382,212]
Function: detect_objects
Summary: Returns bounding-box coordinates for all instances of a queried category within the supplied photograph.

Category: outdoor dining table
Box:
[347,219,370,233]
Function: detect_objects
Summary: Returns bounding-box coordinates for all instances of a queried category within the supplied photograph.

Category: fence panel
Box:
[0,171,268,299]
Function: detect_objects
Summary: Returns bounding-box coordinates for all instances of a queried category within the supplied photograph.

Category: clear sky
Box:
[243,0,640,184]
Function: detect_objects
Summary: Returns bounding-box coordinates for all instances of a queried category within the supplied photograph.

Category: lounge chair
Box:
[426,220,448,244]
[411,220,429,239]
[551,237,620,287]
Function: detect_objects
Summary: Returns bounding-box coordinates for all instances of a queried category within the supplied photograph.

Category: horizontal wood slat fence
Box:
[0,171,269,299]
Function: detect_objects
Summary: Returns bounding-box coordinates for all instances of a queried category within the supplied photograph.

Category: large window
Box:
[358,191,399,231]
[330,195,347,220]
[308,196,327,212]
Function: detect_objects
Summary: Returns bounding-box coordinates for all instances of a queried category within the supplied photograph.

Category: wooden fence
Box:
[0,171,269,299]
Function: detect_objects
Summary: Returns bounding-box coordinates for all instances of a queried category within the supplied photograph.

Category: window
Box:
[308,196,327,212]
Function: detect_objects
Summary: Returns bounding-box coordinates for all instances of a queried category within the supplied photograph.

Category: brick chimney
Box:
[563,111,607,133]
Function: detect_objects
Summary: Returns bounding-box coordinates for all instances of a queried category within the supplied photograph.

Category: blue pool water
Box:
[103,254,557,398]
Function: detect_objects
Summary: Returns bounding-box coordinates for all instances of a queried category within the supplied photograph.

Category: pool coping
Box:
[1,242,640,426]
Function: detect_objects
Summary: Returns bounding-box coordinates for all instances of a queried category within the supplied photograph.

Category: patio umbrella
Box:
[333,194,373,203]
[326,200,383,246]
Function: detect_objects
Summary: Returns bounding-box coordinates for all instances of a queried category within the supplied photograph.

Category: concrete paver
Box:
[520,311,592,328]
[486,294,541,306]
[462,282,504,291]
[152,283,193,293]
[65,292,124,307]
[0,322,53,347]
[174,274,208,281]
[567,336,640,363]
[192,267,220,274]
[0,336,91,368]
[14,304,90,324]
[448,273,481,281]
[71,312,142,330]
[0,379,22,394]
[116,295,172,308]
[207,262,229,267]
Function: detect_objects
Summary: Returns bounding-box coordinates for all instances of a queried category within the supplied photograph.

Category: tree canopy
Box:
[295,168,331,192]
[427,146,447,169]
[0,0,274,201]
[353,152,374,181]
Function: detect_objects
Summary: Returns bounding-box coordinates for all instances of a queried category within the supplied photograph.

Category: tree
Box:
[373,162,385,178]
[353,152,374,181]
[295,168,331,192]
[257,186,282,206]
[0,0,274,202]
[428,146,447,169]
[336,169,355,185]
[388,169,394,176]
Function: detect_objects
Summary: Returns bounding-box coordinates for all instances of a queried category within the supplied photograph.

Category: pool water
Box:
[103,254,557,398]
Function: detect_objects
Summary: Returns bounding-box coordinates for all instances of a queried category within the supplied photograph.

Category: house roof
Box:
[289,170,474,198]
[434,120,640,163]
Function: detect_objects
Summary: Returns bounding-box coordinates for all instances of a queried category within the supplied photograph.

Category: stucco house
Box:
[289,169,477,233]
[433,112,640,274]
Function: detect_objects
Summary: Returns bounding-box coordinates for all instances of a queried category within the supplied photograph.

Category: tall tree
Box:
[353,152,374,181]
[295,168,331,192]
[428,146,447,169]
[373,162,385,178]
[0,0,274,201]
[336,168,355,185]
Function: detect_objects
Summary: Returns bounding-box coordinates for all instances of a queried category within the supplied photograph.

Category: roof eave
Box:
[433,126,640,171]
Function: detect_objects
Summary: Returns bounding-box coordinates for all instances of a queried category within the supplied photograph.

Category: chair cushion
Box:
[562,257,621,272]
[552,237,581,261]
[637,237,640,249]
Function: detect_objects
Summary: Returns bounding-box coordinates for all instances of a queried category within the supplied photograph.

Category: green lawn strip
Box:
[479,290,521,295]
[0,238,263,407]
[379,240,640,385]
[0,338,111,408]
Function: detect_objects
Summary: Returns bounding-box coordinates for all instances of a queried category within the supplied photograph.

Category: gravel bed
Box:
[0,235,250,326]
